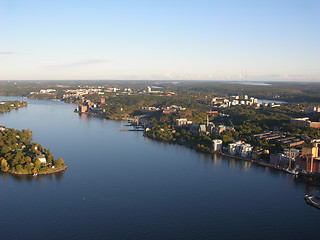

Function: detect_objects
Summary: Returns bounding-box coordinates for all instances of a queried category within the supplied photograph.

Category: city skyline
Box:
[0,0,319,81]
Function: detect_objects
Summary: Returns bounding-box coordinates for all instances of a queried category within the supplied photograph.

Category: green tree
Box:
[54,158,64,166]
[1,159,9,171]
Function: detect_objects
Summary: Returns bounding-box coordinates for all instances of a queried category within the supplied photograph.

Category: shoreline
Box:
[1,166,68,176]
[219,152,288,172]
[145,134,320,181]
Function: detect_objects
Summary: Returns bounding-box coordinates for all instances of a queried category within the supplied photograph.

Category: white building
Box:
[36,154,47,164]
[212,139,223,152]
[228,141,252,157]
[239,144,253,158]
[175,118,188,126]
[228,143,239,155]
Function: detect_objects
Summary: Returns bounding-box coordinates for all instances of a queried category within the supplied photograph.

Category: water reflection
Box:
[0,170,65,183]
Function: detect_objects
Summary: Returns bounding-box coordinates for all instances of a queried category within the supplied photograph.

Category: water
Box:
[232,81,271,86]
[0,97,319,240]
[258,99,287,104]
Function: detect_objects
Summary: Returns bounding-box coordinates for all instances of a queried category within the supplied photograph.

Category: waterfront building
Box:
[284,148,300,159]
[294,145,320,173]
[239,144,253,158]
[302,146,318,158]
[270,153,290,167]
[270,149,300,168]
[79,105,88,113]
[212,139,223,152]
[295,154,320,173]
[228,142,240,155]
[228,142,252,157]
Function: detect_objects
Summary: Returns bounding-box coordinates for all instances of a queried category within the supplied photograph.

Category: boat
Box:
[304,195,320,209]
[285,168,298,175]
[285,157,298,175]
[33,173,38,177]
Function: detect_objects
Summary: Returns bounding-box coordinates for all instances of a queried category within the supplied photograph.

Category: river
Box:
[0,97,319,240]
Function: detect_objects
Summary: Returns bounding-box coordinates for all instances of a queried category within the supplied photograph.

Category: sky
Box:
[0,0,319,81]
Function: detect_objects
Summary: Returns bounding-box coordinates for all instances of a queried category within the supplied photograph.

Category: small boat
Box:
[304,195,320,209]
[285,168,298,175]
[33,173,38,177]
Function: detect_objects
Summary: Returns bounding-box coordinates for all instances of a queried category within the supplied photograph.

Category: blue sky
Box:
[0,0,319,81]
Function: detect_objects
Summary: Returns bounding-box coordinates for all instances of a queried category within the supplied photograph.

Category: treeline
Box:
[144,123,212,153]
[0,100,28,112]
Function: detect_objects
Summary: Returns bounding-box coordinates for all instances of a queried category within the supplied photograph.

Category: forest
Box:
[0,128,66,175]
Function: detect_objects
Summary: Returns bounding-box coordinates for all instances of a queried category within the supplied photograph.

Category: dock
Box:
[305,195,320,209]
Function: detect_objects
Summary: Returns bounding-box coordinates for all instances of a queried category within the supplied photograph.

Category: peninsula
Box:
[0,100,28,112]
[0,127,67,175]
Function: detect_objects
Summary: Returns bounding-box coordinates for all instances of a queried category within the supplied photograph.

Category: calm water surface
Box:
[0,97,319,240]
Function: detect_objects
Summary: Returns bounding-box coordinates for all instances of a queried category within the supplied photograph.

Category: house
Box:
[36,154,47,164]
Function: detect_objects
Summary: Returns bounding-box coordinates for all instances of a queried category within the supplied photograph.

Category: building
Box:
[100,98,105,104]
[206,111,218,114]
[270,153,290,167]
[36,154,47,164]
[306,106,320,113]
[228,141,252,157]
[212,139,223,152]
[206,123,215,134]
[228,142,241,155]
[239,144,253,158]
[175,118,188,126]
[284,148,300,159]
[270,148,300,168]
[302,146,318,158]
[290,118,320,128]
[78,105,88,113]
[294,145,320,173]
[163,109,176,114]
[199,124,207,133]
[190,124,207,134]
[147,86,161,94]
[295,154,320,173]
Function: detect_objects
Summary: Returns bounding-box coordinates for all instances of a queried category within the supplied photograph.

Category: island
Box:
[0,100,28,112]
[0,127,67,175]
